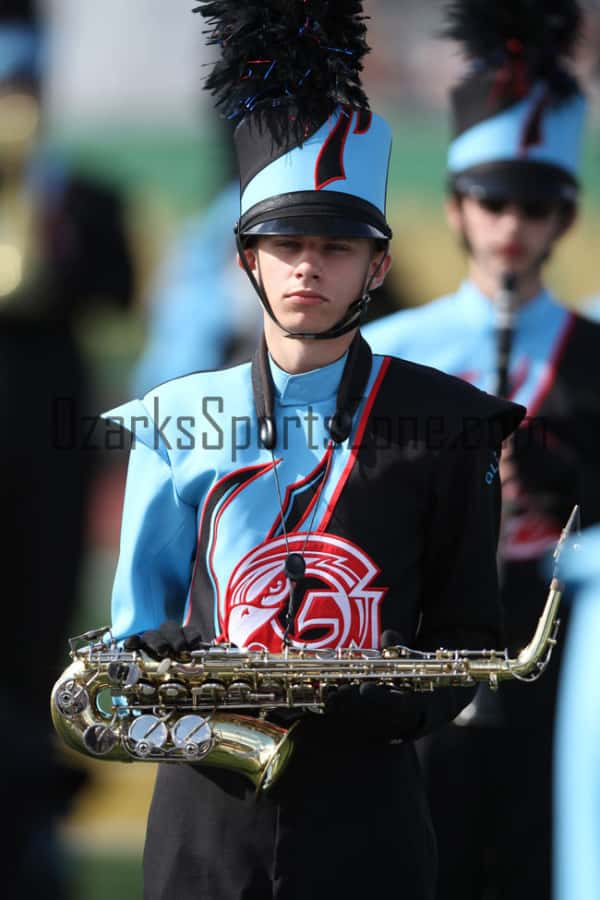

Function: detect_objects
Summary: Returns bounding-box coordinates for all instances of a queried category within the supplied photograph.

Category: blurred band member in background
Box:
[554,526,600,900]
[364,2,600,898]
[0,1,134,896]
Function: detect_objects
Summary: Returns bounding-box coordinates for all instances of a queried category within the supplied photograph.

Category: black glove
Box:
[323,630,424,740]
[324,682,426,741]
[123,621,209,659]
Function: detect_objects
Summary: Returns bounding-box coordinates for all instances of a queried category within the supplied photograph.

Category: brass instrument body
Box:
[51,577,562,792]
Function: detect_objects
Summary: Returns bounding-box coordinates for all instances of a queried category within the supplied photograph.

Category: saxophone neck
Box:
[512,577,563,674]
[509,505,580,678]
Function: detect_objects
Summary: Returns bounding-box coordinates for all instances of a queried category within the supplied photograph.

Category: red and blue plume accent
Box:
[194,0,370,139]
[443,0,582,100]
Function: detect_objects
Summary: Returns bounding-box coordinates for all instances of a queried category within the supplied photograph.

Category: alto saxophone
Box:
[51,508,578,793]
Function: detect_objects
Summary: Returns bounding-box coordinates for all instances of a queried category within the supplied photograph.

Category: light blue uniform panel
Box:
[363,281,570,411]
[0,25,41,80]
[241,105,392,215]
[581,294,600,325]
[554,527,600,900]
[104,351,385,641]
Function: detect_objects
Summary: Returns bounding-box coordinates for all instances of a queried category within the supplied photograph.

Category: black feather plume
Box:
[194,1,370,139]
[443,0,582,98]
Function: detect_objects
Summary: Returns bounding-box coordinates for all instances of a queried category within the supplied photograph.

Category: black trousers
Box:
[143,727,437,900]
[421,724,552,900]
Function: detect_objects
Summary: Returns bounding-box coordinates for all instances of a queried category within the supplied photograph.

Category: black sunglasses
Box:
[475,194,560,221]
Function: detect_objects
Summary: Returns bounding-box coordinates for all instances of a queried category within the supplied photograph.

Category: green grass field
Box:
[68,853,142,900]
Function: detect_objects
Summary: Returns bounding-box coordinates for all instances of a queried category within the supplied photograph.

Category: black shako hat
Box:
[194,1,393,241]
[443,0,587,204]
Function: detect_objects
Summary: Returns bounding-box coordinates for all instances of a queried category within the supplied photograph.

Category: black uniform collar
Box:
[251,331,373,450]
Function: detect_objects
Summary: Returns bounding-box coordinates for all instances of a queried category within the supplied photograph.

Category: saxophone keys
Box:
[108,661,141,689]
[227,681,253,704]
[83,723,118,756]
[192,681,226,705]
[158,681,189,704]
[288,683,315,705]
[55,680,90,717]
[134,680,157,699]
[171,715,213,759]
[127,714,169,757]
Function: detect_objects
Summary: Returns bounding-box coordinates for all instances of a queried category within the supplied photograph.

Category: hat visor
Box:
[239,191,392,240]
[243,216,388,239]
[450,161,578,204]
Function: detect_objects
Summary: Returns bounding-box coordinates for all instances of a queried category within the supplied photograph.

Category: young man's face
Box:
[242,235,391,334]
[446,193,575,288]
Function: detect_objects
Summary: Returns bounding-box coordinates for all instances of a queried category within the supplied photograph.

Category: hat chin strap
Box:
[235,226,386,341]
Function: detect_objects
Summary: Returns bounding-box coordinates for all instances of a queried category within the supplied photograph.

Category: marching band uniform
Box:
[106,3,523,897]
[108,346,521,899]
[1,3,133,896]
[555,526,600,900]
[364,2,600,897]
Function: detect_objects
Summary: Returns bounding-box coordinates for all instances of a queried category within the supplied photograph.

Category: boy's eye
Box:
[327,242,351,252]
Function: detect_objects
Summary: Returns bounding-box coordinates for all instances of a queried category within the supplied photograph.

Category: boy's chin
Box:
[278,312,334,334]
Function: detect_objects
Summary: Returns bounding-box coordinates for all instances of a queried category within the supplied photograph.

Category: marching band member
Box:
[555,526,600,900]
[365,2,600,897]
[104,3,523,897]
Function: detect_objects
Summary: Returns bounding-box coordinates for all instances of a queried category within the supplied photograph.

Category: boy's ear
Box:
[370,252,392,290]
[237,248,257,271]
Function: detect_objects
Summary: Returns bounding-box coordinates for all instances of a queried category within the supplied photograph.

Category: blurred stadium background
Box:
[4,0,600,896]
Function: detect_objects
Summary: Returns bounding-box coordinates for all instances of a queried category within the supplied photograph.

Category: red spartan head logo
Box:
[222,533,387,651]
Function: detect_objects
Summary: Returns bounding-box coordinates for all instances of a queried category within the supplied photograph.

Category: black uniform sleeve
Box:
[404,435,505,738]
[322,434,506,742]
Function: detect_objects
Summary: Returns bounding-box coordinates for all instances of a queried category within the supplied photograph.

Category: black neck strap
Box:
[235,225,385,341]
[251,331,373,450]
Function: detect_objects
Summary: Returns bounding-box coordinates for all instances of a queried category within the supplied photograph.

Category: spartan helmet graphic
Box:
[223,533,386,652]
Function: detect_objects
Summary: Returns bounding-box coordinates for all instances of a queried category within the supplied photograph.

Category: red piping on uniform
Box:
[525,313,575,419]
[317,356,391,531]
[184,461,276,627]
[266,442,334,540]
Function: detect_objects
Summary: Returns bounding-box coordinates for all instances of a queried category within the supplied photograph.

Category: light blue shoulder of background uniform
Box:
[129,182,247,397]
[554,524,600,900]
[241,105,392,215]
[448,83,587,176]
[0,25,41,80]
[363,293,461,357]
[580,295,600,324]
[558,525,600,588]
